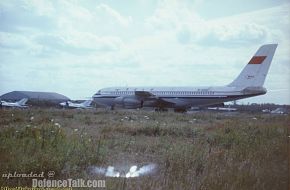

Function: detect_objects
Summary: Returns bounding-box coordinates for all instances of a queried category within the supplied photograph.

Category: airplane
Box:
[270,108,287,114]
[0,98,28,108]
[59,100,93,109]
[93,44,278,112]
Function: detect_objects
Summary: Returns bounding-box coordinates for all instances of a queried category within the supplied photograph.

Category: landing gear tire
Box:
[110,105,115,110]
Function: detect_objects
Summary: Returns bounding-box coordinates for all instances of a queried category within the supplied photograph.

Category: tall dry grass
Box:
[0,109,288,189]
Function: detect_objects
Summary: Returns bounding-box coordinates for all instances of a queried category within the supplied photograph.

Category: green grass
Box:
[0,109,289,189]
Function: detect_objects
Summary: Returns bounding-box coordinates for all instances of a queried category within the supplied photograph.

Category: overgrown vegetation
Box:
[0,109,289,189]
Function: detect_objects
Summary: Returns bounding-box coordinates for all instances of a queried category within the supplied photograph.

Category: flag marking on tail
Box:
[248,56,267,64]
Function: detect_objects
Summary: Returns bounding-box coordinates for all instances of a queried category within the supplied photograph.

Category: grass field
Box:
[0,109,289,189]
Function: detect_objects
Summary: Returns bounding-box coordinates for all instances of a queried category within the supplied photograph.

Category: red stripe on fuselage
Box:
[248,56,266,64]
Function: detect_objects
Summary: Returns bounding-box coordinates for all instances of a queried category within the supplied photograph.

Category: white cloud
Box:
[33,32,123,56]
[197,23,268,47]
[146,0,203,30]
[0,1,55,32]
[23,0,55,16]
[96,4,132,27]
[0,32,30,49]
[146,1,289,47]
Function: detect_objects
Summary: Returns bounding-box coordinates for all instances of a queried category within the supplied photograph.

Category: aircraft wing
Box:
[135,91,175,107]
[135,91,155,97]
[154,97,176,107]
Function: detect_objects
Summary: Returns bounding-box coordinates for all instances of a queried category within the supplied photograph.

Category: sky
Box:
[0,0,289,104]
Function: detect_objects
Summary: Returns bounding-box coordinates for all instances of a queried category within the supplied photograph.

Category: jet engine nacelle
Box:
[114,96,142,109]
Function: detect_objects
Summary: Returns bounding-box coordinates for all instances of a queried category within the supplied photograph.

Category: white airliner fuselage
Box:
[93,86,265,111]
[93,44,277,112]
